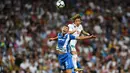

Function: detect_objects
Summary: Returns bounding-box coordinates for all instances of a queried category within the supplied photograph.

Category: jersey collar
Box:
[73,23,77,27]
[73,23,81,27]
[61,33,68,37]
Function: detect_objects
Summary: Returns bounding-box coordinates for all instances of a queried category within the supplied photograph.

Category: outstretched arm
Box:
[81,30,90,36]
[49,36,58,41]
[76,35,96,40]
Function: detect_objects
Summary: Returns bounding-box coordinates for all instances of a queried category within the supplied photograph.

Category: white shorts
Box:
[70,45,77,52]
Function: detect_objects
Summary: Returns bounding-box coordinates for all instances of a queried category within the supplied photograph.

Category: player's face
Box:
[74,18,81,26]
[62,26,69,34]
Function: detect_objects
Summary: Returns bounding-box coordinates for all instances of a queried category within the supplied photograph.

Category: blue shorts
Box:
[58,53,74,71]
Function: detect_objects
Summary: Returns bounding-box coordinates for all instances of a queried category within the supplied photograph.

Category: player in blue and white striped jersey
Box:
[49,26,96,73]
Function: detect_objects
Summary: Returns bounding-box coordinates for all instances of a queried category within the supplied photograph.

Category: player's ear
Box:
[61,26,65,32]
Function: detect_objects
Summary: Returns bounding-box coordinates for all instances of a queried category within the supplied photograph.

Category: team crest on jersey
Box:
[76,31,80,34]
[58,39,64,41]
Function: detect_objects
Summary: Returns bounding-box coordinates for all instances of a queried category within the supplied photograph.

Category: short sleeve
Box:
[68,24,73,31]
[80,25,83,31]
[69,34,76,40]
[57,33,60,37]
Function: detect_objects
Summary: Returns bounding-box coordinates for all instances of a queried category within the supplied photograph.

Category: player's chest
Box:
[72,26,82,34]
[58,36,67,42]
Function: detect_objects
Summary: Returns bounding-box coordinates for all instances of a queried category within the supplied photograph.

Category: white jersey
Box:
[68,23,83,46]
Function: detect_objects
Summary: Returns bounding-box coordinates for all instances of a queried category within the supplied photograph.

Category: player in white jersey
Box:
[68,14,91,73]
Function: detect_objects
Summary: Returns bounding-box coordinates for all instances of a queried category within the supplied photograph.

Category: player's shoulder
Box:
[66,33,73,37]
[67,33,74,37]
[58,33,62,36]
[79,24,83,27]
[68,23,74,27]
[65,33,70,36]
[79,24,83,29]
[64,33,70,38]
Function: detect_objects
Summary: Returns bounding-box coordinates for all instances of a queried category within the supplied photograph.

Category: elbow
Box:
[76,37,82,40]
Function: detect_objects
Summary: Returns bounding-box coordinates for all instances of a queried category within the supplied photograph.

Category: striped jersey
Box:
[57,33,76,53]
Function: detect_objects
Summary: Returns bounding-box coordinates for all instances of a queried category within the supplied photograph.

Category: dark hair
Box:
[64,25,68,27]
[73,16,81,21]
[61,25,68,30]
[71,14,81,21]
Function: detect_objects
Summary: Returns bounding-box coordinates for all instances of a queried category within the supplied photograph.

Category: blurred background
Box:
[0,0,130,73]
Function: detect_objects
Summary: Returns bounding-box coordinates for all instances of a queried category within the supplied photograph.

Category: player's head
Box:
[61,25,69,34]
[71,14,81,26]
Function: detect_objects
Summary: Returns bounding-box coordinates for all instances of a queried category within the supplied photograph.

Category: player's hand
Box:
[90,35,96,38]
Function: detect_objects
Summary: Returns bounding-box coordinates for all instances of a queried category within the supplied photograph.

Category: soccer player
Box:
[68,14,91,72]
[49,26,96,73]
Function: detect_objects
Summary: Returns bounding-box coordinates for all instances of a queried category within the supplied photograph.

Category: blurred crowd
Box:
[0,0,130,73]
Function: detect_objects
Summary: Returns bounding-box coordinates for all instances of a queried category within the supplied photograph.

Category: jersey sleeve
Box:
[68,24,73,31]
[80,25,83,31]
[69,34,76,40]
[57,33,60,37]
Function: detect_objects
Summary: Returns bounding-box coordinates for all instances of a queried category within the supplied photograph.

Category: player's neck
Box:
[62,33,66,36]
[74,23,79,27]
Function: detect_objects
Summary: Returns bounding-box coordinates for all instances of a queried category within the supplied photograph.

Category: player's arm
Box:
[68,24,76,34]
[70,34,96,40]
[81,30,90,36]
[68,29,76,34]
[76,35,96,40]
[49,36,58,41]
